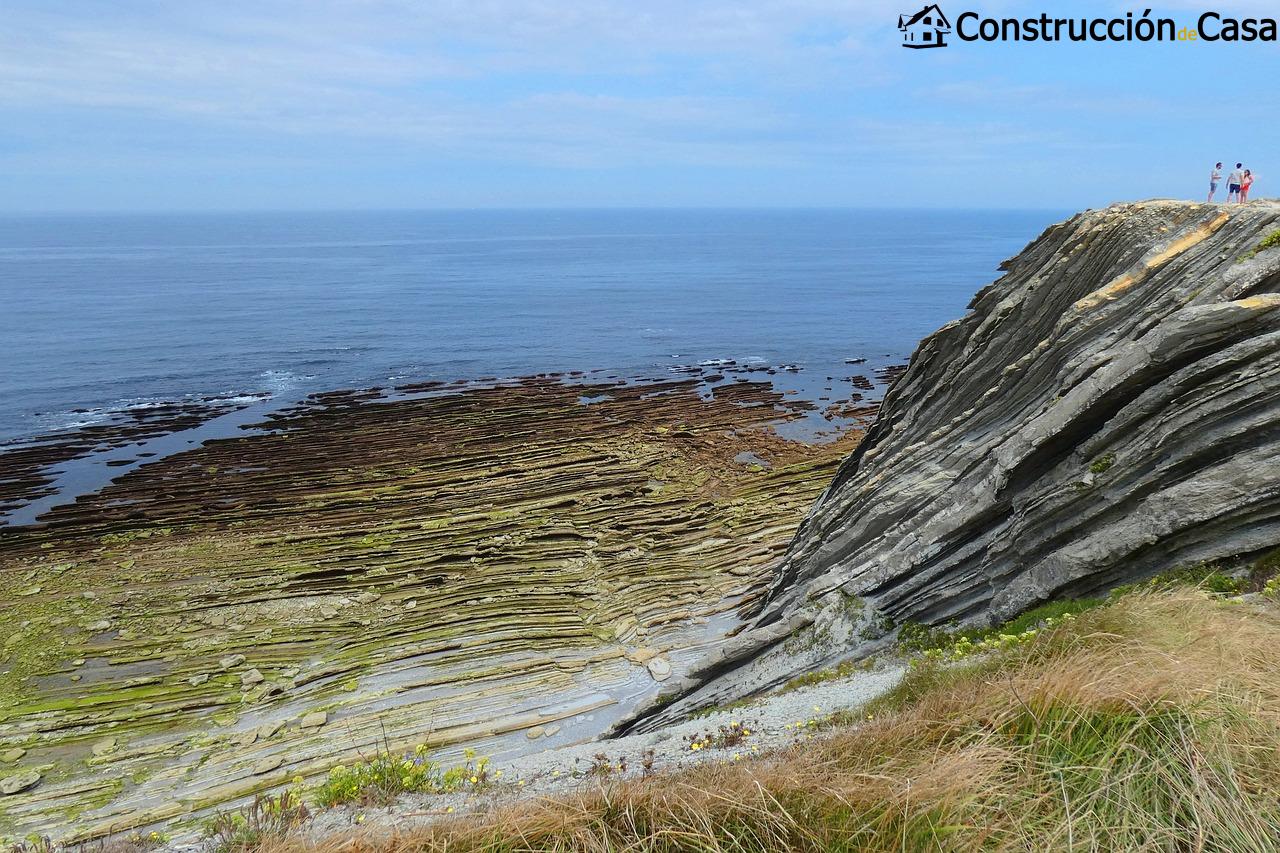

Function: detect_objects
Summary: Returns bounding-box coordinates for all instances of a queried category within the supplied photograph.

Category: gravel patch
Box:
[295,662,906,842]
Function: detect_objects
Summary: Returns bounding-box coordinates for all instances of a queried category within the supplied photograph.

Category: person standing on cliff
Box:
[1209,162,1223,202]
[1227,163,1244,203]
[1241,169,1255,202]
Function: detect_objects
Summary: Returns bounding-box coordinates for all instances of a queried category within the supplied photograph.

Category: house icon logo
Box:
[898,4,951,48]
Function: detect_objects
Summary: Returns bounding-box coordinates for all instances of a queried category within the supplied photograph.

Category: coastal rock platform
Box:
[0,374,861,840]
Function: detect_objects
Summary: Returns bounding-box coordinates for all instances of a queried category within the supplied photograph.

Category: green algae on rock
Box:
[0,375,861,841]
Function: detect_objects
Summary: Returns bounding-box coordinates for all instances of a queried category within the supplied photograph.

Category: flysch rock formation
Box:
[0,374,863,841]
[624,200,1280,728]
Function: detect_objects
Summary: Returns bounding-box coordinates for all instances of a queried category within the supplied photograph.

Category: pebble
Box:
[646,657,673,682]
[525,725,546,740]
[0,748,26,764]
[0,770,41,795]
[219,654,246,670]
[300,711,328,730]
[627,647,659,664]
[240,668,265,687]
[257,720,284,740]
[251,756,283,775]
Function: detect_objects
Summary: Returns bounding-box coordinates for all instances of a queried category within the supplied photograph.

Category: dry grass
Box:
[267,590,1280,852]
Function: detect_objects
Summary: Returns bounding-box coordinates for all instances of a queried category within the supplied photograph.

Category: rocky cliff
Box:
[627,200,1280,726]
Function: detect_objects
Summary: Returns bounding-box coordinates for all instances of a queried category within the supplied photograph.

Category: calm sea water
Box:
[0,209,1060,444]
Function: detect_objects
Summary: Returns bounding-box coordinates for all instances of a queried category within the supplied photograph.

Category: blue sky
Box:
[1,1,1274,210]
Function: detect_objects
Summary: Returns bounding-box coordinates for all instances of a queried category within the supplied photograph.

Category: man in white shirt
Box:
[1208,162,1222,202]
[1227,163,1243,203]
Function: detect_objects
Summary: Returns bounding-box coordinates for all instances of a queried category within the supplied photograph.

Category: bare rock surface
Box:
[625,200,1280,727]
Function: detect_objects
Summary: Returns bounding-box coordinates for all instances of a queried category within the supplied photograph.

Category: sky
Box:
[1,1,1275,211]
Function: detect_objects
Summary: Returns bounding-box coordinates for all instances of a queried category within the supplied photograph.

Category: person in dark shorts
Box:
[1227,163,1243,203]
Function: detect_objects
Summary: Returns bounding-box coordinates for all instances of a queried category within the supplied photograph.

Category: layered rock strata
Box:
[0,376,860,840]
[628,200,1280,726]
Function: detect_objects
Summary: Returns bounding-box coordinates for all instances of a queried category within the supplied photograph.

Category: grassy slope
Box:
[266,588,1280,852]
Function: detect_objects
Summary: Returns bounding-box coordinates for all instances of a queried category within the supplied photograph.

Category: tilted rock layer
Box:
[631,200,1280,724]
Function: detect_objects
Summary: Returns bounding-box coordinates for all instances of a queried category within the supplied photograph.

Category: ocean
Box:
[0,208,1061,447]
[0,207,1066,828]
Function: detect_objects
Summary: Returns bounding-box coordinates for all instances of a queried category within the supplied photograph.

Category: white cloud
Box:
[0,0,917,169]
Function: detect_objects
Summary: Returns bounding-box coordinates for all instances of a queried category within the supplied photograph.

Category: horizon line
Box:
[0,204,1078,217]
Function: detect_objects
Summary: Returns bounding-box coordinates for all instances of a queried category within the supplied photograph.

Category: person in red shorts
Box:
[1240,169,1255,202]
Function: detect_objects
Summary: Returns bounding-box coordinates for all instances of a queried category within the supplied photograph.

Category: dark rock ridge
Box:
[624,200,1280,727]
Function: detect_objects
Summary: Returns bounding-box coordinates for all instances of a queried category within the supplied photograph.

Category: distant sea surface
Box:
[0,209,1061,444]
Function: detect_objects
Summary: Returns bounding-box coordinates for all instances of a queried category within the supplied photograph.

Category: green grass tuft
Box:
[897,597,1104,656]
[313,745,490,808]
[1240,228,1280,261]
[1088,452,1116,474]
[203,790,309,853]
[1250,545,1280,589]
[1113,560,1246,597]
[782,656,877,692]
